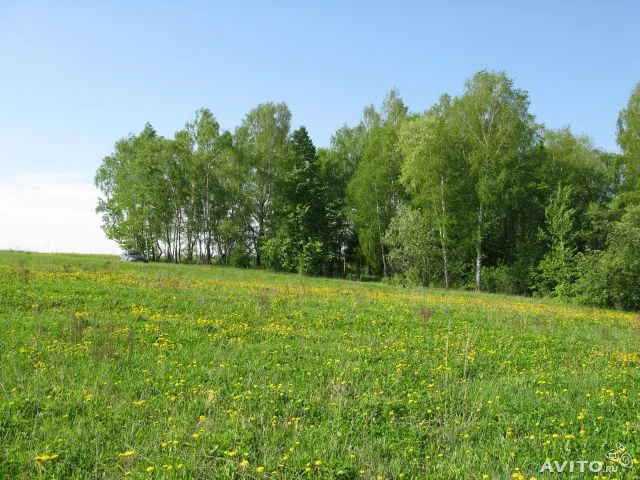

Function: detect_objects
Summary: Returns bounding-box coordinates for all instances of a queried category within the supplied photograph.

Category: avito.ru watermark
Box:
[539,443,633,474]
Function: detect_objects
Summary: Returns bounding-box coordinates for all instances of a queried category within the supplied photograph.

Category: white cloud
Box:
[0,172,121,255]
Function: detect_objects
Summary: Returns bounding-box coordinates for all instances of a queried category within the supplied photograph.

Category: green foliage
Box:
[542,128,615,250]
[319,129,363,276]
[572,205,640,310]
[261,237,326,277]
[603,205,640,309]
[452,71,543,290]
[534,185,577,298]
[185,108,242,264]
[235,103,292,266]
[398,95,474,288]
[383,205,436,286]
[571,250,611,307]
[481,264,525,295]
[617,81,640,192]
[297,240,325,276]
[260,235,297,272]
[347,90,407,277]
[228,244,252,268]
[94,73,640,310]
[95,124,178,261]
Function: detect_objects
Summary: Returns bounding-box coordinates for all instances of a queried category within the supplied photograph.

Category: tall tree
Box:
[399,95,472,287]
[281,127,323,240]
[535,185,577,297]
[266,126,327,272]
[452,71,540,290]
[235,103,292,266]
[617,81,640,196]
[96,123,171,260]
[319,125,365,276]
[186,108,222,263]
[347,89,408,277]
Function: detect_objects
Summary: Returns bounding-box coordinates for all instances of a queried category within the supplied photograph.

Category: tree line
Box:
[96,70,640,310]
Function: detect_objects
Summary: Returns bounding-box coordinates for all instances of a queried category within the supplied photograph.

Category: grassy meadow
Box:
[0,251,638,479]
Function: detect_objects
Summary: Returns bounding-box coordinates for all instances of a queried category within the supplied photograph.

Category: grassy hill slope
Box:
[0,252,638,479]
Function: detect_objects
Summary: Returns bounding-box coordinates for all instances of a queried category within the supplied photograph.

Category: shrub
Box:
[297,240,324,276]
[229,245,252,268]
[260,236,298,272]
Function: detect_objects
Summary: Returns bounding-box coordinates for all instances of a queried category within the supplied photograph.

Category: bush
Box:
[572,205,640,310]
[481,264,524,295]
[229,245,252,269]
[571,251,610,307]
[297,240,324,276]
[384,206,437,287]
[260,237,297,272]
[601,205,640,310]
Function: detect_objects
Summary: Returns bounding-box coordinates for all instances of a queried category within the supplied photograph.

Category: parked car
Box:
[120,250,149,263]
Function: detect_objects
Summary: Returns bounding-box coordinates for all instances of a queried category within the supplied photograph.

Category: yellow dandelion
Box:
[118,450,135,457]
[35,454,59,462]
[256,465,265,473]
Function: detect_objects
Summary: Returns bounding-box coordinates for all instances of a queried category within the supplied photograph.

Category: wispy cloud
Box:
[0,172,120,254]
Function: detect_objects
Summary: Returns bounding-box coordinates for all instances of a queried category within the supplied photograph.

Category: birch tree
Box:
[234,103,291,266]
[453,71,538,290]
[347,90,407,277]
[399,95,471,287]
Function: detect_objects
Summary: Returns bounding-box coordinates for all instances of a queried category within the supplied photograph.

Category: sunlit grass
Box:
[0,252,638,479]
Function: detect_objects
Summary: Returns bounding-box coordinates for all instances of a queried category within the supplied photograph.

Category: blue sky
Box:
[0,1,638,252]
[2,1,639,178]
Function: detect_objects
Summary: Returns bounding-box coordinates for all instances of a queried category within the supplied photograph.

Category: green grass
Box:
[0,251,638,479]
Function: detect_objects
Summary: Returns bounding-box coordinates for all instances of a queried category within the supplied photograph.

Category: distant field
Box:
[0,252,638,479]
